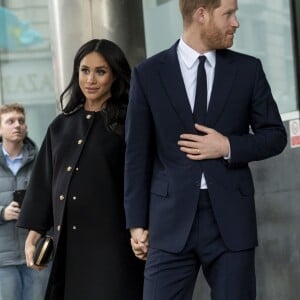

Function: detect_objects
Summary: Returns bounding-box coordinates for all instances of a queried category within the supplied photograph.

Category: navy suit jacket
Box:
[124,41,287,253]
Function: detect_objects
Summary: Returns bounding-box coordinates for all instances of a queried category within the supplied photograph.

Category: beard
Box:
[202,21,235,50]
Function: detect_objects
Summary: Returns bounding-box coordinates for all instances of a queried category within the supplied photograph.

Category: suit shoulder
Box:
[135,47,171,71]
[220,49,261,64]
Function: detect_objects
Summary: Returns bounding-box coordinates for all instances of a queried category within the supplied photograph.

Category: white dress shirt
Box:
[177,38,216,189]
[2,145,23,175]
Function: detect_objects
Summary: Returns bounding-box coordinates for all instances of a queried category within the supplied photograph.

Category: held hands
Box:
[130,228,149,261]
[3,201,21,221]
[178,124,230,160]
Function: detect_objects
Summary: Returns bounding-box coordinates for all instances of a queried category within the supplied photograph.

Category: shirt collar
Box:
[2,145,23,160]
[178,37,216,69]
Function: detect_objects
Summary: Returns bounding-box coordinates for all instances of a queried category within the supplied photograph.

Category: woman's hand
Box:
[25,230,46,270]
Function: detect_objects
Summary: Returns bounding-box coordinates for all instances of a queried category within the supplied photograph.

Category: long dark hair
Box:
[60,39,131,134]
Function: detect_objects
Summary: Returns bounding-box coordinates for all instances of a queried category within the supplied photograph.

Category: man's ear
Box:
[193,7,207,24]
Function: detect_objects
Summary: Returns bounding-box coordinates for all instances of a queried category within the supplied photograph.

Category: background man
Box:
[0,103,49,300]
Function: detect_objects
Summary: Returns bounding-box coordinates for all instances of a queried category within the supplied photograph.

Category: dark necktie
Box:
[193,56,207,124]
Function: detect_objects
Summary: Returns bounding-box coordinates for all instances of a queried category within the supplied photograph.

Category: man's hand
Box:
[3,201,20,221]
[178,124,230,160]
[130,227,149,260]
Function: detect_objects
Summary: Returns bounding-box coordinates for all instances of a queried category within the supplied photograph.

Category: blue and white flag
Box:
[0,6,43,50]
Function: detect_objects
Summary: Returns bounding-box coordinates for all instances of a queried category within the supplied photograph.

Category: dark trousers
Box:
[143,190,256,300]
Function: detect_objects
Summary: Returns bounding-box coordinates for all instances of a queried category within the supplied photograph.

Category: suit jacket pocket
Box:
[150,179,169,197]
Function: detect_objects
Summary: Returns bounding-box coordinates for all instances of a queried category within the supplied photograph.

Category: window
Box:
[0,0,56,145]
[142,0,298,115]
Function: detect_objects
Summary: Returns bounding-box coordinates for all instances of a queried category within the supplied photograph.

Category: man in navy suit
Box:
[124,0,287,299]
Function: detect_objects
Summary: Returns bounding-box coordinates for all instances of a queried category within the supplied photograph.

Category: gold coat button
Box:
[86,114,92,119]
[67,166,72,172]
[72,196,77,200]
[77,139,83,145]
[59,195,64,200]
[72,225,77,230]
[57,225,61,231]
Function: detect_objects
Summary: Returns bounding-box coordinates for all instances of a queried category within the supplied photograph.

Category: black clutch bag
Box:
[33,235,54,266]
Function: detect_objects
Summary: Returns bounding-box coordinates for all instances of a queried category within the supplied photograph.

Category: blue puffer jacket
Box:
[0,137,37,267]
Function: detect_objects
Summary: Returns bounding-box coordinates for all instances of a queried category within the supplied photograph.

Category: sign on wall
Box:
[289,119,300,148]
[1,59,55,104]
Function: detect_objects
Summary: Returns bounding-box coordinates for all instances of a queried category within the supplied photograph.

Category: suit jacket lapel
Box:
[159,41,196,133]
[158,46,237,131]
[206,50,236,127]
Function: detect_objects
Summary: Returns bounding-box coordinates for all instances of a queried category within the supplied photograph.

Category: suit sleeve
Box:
[228,59,287,165]
[124,67,154,229]
[17,128,54,232]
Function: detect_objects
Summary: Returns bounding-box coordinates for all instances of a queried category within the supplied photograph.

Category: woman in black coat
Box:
[17,39,144,300]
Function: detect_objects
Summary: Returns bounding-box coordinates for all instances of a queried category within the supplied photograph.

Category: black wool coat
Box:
[18,107,144,300]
